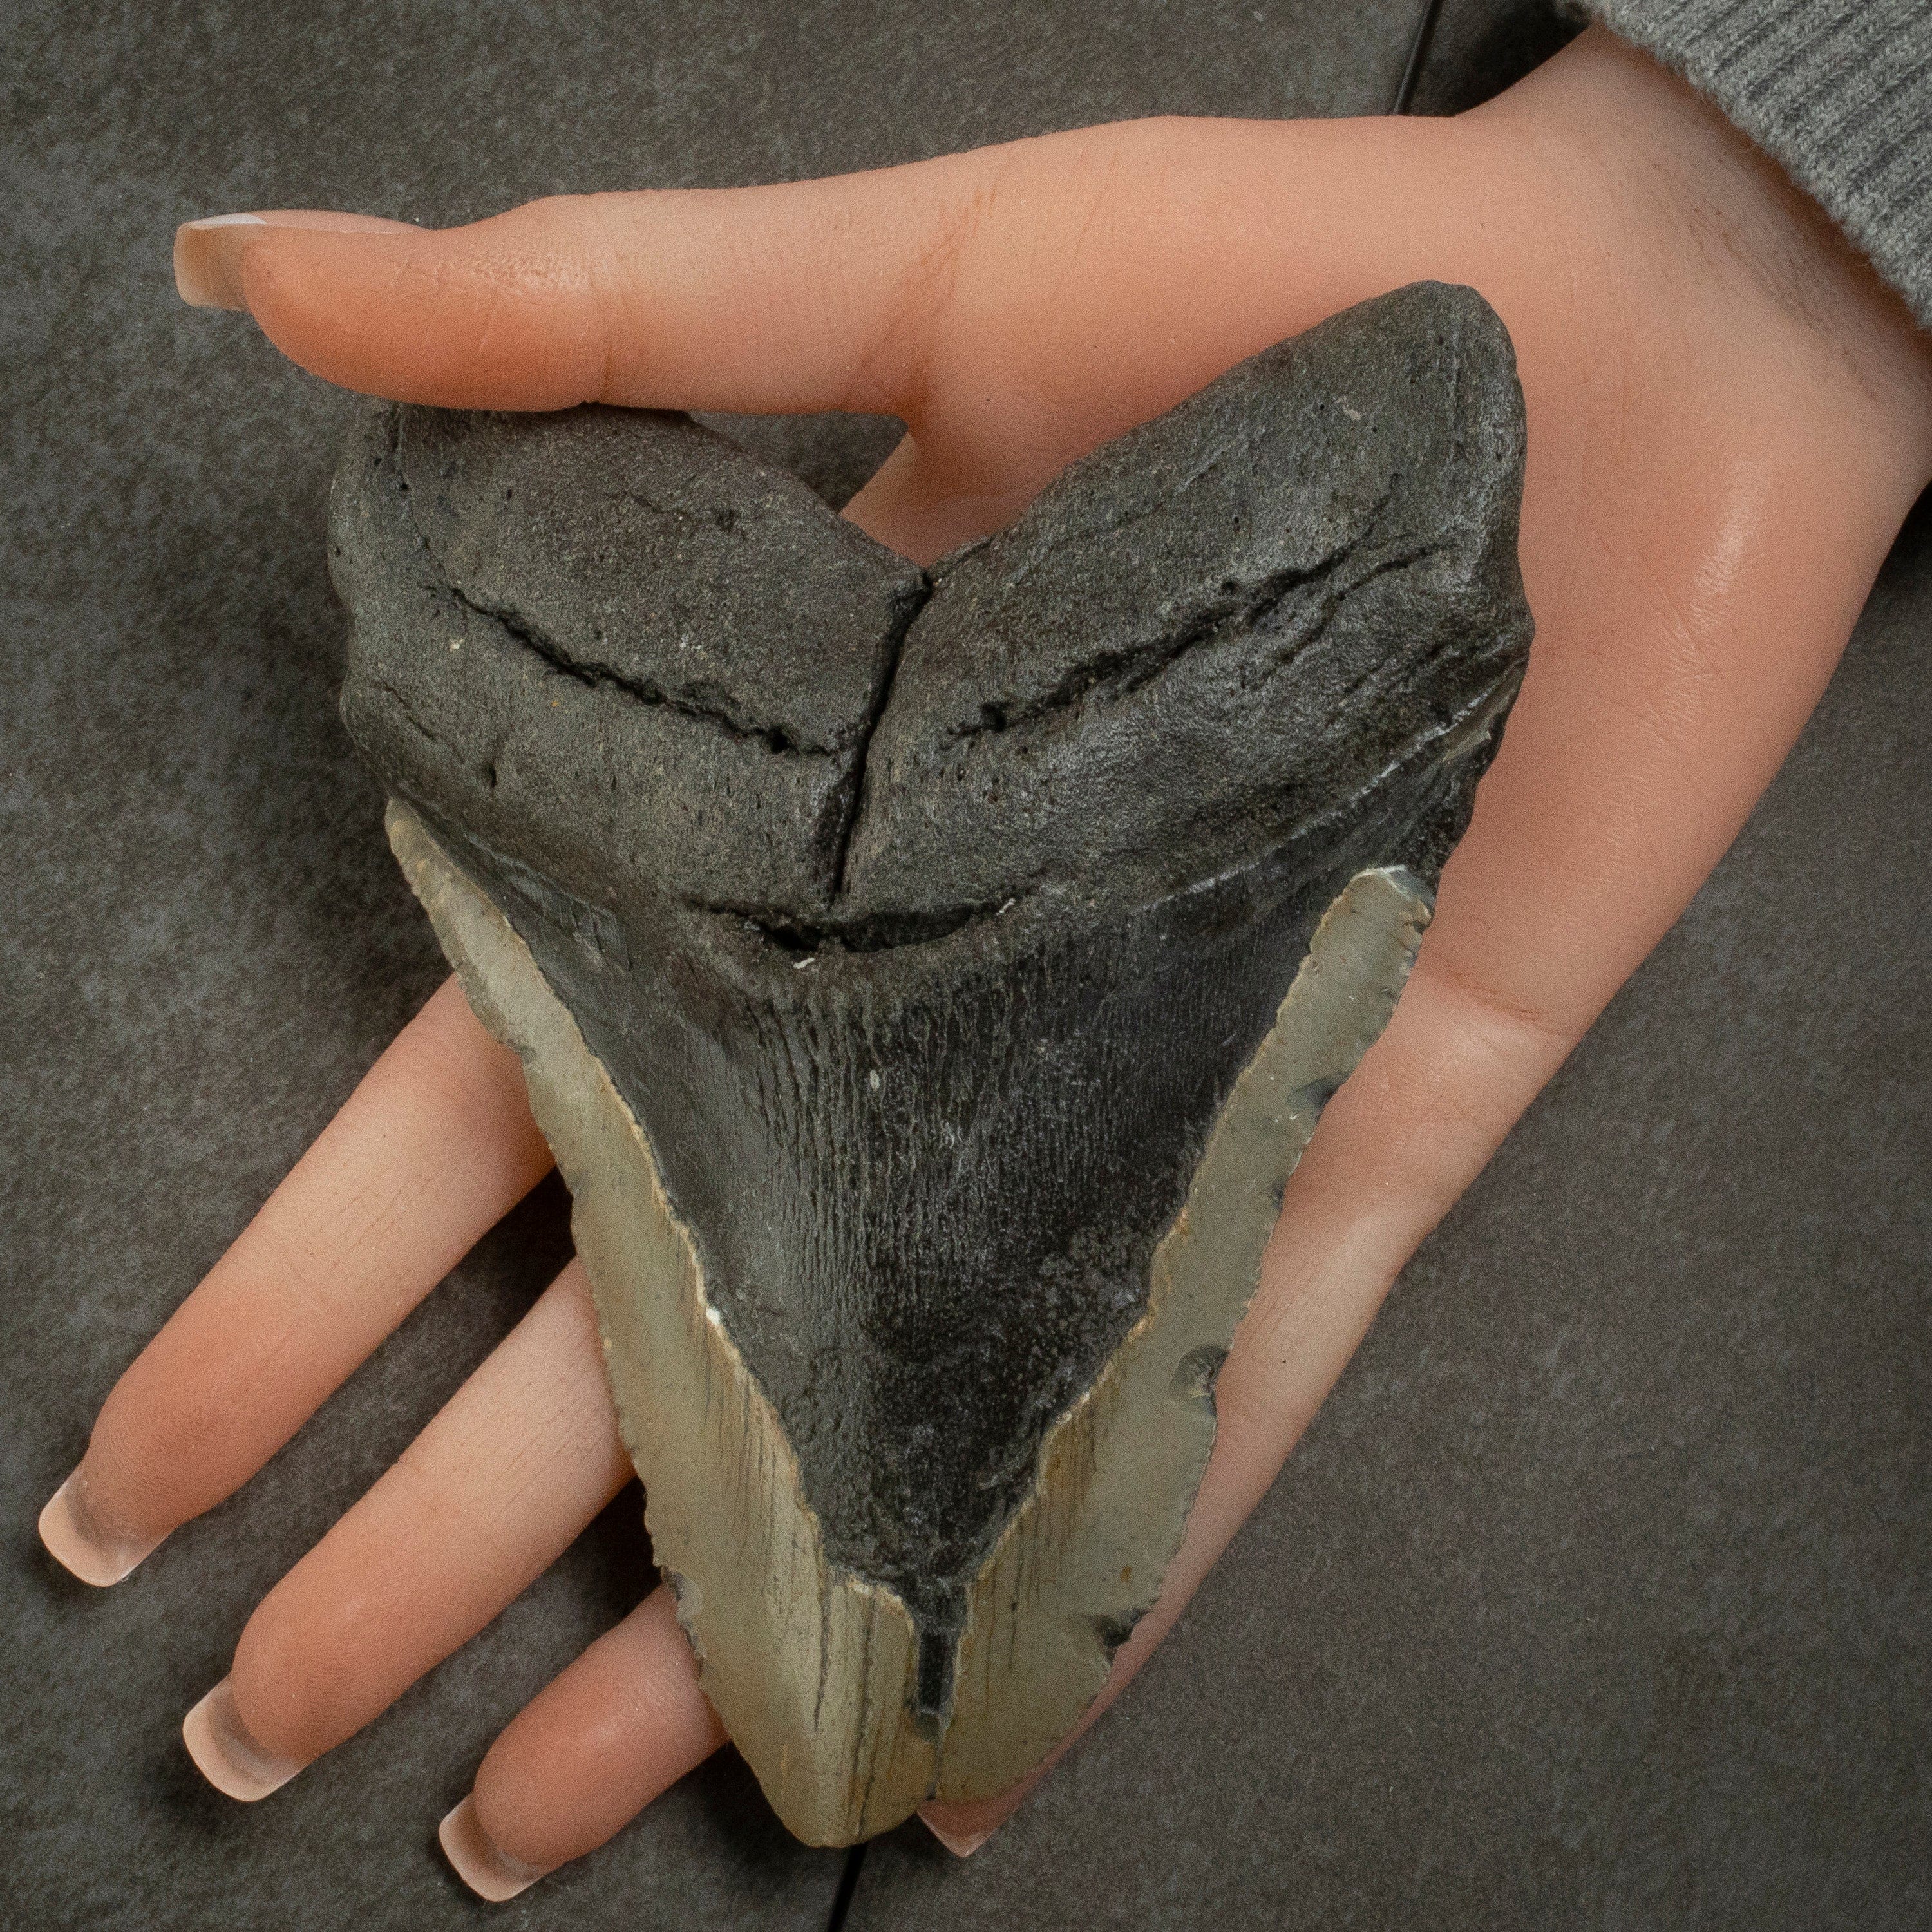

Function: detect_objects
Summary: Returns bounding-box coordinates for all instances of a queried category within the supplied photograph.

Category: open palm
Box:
[43,26,1931,1896]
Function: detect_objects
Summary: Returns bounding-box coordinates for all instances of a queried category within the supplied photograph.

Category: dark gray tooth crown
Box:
[331,281,1534,1844]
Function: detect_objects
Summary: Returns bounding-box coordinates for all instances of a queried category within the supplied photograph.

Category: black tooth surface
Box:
[334,280,1533,1679]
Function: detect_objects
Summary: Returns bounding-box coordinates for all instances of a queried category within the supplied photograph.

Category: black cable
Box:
[1392,0,1446,113]
[825,1841,869,1932]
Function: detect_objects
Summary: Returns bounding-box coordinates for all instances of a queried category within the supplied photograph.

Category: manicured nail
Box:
[174,209,422,312]
[182,1678,307,1801]
[921,1814,997,1858]
[37,1471,167,1586]
[174,214,269,310]
[439,1794,556,1902]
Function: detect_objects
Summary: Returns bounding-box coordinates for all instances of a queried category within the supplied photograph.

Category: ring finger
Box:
[40,976,553,1584]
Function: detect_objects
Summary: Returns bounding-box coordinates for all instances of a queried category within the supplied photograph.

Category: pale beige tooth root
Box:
[174,213,267,310]
[37,1472,167,1586]
[182,1678,307,1801]
[439,1795,556,1903]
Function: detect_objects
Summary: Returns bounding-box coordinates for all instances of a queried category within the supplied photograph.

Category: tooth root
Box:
[391,803,1429,1840]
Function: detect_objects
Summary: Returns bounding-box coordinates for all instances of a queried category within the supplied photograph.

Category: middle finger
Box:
[183,1259,631,1799]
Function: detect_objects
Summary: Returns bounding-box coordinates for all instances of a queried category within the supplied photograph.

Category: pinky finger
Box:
[439,1589,724,1902]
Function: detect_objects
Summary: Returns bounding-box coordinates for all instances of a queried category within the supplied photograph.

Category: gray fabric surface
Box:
[1588,0,1932,329]
[1409,0,1585,115]
[5,0,1929,1926]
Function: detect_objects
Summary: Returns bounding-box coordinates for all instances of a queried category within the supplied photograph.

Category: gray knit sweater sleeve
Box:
[1587,1,1932,330]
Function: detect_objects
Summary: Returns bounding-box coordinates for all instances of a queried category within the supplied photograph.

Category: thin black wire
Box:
[1392,0,1447,113]
[825,1841,869,1932]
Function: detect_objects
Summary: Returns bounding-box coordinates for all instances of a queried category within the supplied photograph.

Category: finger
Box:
[166,116,1530,565]
[163,119,1431,457]
[41,978,553,1584]
[183,1261,630,1799]
[439,1590,725,1901]
[170,162,992,415]
[175,211,421,310]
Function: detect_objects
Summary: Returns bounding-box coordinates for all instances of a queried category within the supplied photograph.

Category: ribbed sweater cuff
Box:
[1589,1,1932,331]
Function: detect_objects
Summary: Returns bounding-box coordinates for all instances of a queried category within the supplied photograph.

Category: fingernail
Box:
[37,1471,167,1586]
[174,209,422,312]
[182,1678,307,1801]
[439,1794,556,1902]
[175,214,269,310]
[921,1814,998,1859]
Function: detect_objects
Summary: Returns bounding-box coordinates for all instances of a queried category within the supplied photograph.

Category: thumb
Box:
[167,120,1466,558]
[171,168,986,417]
[175,208,422,305]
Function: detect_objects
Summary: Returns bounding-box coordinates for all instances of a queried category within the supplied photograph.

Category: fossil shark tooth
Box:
[330,281,1533,1846]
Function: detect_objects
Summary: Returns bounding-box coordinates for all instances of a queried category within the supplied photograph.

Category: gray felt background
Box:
[3,1,1926,1927]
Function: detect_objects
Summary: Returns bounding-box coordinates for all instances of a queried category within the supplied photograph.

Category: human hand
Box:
[45,25,1932,1894]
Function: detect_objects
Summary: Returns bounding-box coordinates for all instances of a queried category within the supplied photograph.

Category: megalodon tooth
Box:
[328,280,1533,1844]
